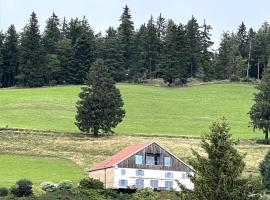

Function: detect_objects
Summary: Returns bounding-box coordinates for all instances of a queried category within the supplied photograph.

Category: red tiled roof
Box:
[89,141,153,171]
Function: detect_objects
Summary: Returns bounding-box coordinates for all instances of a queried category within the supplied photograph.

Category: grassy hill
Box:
[0,83,259,139]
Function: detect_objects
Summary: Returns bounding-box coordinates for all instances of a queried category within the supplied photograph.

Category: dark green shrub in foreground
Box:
[10,179,33,197]
[0,187,8,197]
[79,178,104,189]
[57,180,73,191]
[132,188,160,200]
[260,150,270,189]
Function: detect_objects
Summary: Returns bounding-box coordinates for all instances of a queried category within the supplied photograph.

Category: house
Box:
[88,141,194,191]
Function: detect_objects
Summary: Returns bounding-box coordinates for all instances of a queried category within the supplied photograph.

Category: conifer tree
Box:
[75,59,125,137]
[259,150,270,189]
[179,119,254,200]
[0,32,5,87]
[250,67,270,141]
[2,25,19,87]
[237,22,248,58]
[19,12,47,87]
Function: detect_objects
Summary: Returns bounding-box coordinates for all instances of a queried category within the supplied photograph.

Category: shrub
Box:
[40,182,58,192]
[79,178,104,189]
[80,189,106,200]
[241,76,253,82]
[32,186,46,197]
[10,179,33,197]
[58,180,73,191]
[260,150,270,189]
[132,188,160,200]
[0,187,8,197]
[230,75,240,82]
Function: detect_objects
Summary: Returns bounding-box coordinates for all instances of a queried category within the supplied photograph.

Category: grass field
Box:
[0,83,259,138]
[0,130,267,187]
[0,154,85,187]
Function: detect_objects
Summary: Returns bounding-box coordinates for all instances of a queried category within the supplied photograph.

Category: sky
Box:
[0,0,270,49]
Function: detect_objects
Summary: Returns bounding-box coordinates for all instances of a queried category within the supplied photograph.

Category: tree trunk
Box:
[93,127,98,137]
[265,129,269,141]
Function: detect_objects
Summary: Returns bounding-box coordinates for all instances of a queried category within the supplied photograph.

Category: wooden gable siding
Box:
[117,143,192,172]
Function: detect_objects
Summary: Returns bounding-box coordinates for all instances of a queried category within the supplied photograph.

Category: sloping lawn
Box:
[0,83,258,138]
[0,154,85,187]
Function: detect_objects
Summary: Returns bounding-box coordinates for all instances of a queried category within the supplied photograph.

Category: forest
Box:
[1,5,270,88]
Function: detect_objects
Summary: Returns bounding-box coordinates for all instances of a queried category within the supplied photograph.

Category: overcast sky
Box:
[1,0,270,49]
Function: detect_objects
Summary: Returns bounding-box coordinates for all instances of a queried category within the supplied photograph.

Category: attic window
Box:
[146,153,161,165]
[135,155,143,165]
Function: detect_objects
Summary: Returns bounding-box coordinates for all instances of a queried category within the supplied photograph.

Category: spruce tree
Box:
[118,5,134,78]
[249,67,270,141]
[179,119,254,200]
[2,25,19,87]
[0,32,5,87]
[19,12,47,87]
[75,59,125,137]
[237,22,248,58]
[259,150,270,189]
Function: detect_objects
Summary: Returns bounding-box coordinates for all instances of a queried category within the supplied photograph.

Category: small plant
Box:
[58,180,73,191]
[0,187,8,197]
[32,186,46,197]
[79,178,104,189]
[40,181,58,192]
[230,75,240,82]
[10,179,33,197]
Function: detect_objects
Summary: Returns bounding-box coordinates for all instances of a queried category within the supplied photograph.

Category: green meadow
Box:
[0,83,259,138]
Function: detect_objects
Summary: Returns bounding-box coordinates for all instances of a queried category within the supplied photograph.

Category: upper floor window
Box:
[165,181,173,191]
[121,169,126,175]
[164,156,172,166]
[135,155,143,165]
[136,169,144,176]
[135,179,144,189]
[146,153,161,165]
[165,172,173,179]
[119,179,128,187]
[150,180,159,189]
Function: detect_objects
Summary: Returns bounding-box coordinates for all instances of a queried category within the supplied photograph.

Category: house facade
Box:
[88,141,194,191]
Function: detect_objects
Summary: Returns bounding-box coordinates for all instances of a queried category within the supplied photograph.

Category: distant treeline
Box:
[0,5,269,87]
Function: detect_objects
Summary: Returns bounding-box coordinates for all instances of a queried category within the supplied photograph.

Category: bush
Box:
[10,179,33,197]
[132,188,160,200]
[80,189,106,200]
[79,178,104,189]
[260,150,270,189]
[57,180,73,191]
[0,187,8,197]
[32,186,46,197]
[241,76,253,82]
[230,75,240,82]
[40,182,58,192]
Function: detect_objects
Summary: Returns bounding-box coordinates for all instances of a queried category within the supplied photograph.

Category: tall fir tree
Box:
[0,31,5,87]
[2,25,19,87]
[118,5,134,79]
[75,59,125,137]
[237,22,248,58]
[19,12,47,87]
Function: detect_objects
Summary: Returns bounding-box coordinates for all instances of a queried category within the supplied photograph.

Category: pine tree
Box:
[75,59,125,137]
[118,5,134,78]
[2,25,19,87]
[0,31,5,87]
[18,12,47,87]
[249,67,270,141]
[179,119,254,200]
[237,22,248,58]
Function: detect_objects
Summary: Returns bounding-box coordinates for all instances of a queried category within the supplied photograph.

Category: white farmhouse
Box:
[88,141,194,191]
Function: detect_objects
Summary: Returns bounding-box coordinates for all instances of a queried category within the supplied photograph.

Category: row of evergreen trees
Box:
[1,5,270,87]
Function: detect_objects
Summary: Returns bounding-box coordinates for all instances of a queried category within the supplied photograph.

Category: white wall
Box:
[113,167,194,191]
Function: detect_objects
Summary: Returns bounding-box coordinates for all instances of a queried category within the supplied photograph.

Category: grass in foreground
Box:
[0,154,85,187]
[0,130,267,187]
[0,83,258,139]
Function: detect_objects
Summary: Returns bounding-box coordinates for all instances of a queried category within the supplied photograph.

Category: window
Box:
[135,155,143,165]
[165,181,173,191]
[121,169,126,175]
[135,179,144,189]
[146,153,161,165]
[119,179,128,187]
[165,172,173,179]
[136,169,144,176]
[150,180,159,189]
[182,173,187,179]
[164,157,172,166]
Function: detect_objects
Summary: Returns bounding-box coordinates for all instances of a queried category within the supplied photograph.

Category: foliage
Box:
[178,119,254,200]
[57,180,73,191]
[75,59,125,136]
[0,187,8,197]
[40,182,58,192]
[249,67,270,140]
[79,189,106,200]
[132,188,160,200]
[10,179,33,197]
[79,178,104,189]
[260,150,270,189]
[32,186,46,197]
